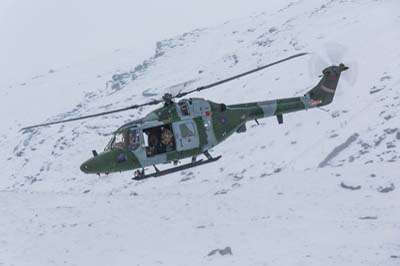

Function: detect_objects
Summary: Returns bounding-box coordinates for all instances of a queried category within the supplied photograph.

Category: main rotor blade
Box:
[175,52,308,98]
[20,99,162,131]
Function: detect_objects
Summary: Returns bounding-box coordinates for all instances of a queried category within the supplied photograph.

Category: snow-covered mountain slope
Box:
[1,0,400,265]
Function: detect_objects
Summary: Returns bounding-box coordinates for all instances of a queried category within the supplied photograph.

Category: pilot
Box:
[180,102,189,116]
[129,130,137,145]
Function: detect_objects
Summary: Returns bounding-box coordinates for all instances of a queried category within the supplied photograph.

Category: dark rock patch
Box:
[369,86,384,94]
[180,177,192,182]
[359,216,377,220]
[208,247,232,256]
[380,75,391,81]
[269,27,278,33]
[340,182,361,190]
[331,110,340,118]
[384,114,393,121]
[330,133,339,138]
[386,142,396,149]
[319,133,359,167]
[377,183,395,193]
[384,128,397,135]
[274,168,282,173]
[214,189,229,195]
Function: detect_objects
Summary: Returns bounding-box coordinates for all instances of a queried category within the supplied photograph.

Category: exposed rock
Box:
[384,114,393,121]
[180,177,192,182]
[380,75,391,81]
[386,142,396,149]
[319,133,360,167]
[208,247,232,256]
[377,183,395,193]
[269,27,278,33]
[384,128,397,135]
[369,86,384,94]
[359,216,377,220]
[214,189,229,195]
[274,168,282,173]
[340,182,361,190]
[331,110,340,118]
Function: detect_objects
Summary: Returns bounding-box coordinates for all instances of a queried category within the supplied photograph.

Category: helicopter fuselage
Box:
[80,98,249,174]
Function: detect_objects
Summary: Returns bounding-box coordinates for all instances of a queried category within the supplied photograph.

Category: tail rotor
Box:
[308,43,358,96]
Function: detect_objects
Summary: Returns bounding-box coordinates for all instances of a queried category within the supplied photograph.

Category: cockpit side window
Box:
[112,132,125,149]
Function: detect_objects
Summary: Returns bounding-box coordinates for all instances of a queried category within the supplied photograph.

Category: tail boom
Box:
[249,63,348,121]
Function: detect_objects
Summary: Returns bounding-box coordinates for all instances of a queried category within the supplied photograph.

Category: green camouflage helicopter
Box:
[22,53,348,180]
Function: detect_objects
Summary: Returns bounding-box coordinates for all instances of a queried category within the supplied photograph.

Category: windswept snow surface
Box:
[1,0,400,265]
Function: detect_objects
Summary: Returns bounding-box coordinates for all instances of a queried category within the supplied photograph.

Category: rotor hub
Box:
[162,93,174,105]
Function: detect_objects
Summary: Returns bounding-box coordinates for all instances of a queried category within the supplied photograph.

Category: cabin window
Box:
[142,124,176,157]
[179,123,194,138]
[179,101,190,116]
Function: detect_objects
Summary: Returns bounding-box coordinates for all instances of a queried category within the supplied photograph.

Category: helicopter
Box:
[21,52,348,180]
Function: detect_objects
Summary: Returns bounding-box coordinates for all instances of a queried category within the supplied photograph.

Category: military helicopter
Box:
[22,52,348,180]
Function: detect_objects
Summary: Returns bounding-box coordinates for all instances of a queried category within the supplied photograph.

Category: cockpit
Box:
[104,128,140,151]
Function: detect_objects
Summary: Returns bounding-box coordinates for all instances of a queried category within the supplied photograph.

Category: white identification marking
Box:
[321,85,335,94]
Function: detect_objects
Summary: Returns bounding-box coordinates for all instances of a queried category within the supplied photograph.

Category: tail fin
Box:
[305,63,348,107]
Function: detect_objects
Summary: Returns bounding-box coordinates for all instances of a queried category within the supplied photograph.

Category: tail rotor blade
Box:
[326,42,347,64]
[308,52,329,77]
[342,60,358,86]
[308,43,358,97]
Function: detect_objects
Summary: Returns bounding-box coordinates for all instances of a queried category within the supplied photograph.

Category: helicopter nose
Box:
[80,157,97,174]
[80,150,141,174]
[80,162,90,173]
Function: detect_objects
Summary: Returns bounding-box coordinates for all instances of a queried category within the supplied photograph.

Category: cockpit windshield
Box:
[104,129,140,151]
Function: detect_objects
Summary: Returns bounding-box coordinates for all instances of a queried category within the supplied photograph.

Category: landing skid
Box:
[133,152,221,180]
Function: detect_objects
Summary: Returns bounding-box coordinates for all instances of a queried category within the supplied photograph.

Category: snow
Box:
[0,0,293,86]
[1,0,400,265]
